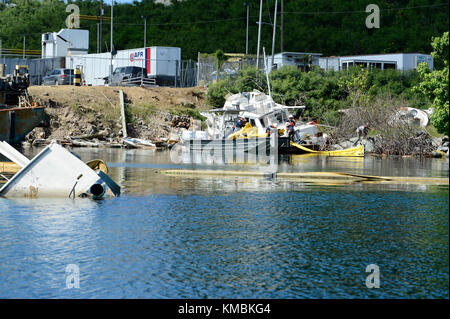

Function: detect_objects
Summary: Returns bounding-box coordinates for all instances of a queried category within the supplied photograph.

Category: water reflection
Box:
[21,146,449,178]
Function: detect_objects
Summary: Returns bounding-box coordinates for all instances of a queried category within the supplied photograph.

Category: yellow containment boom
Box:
[227,123,268,139]
[290,141,365,157]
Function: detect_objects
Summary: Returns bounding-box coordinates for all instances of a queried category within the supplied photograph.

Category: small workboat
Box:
[123,137,156,149]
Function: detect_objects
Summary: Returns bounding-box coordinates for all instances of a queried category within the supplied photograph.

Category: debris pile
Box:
[326,97,437,156]
[169,115,191,129]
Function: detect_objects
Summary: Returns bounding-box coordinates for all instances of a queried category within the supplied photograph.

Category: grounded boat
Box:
[181,90,324,155]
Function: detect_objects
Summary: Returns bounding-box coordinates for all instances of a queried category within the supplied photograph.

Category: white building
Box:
[41,29,89,59]
[319,53,434,71]
[269,52,323,71]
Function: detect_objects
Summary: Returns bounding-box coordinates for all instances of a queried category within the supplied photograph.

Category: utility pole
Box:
[256,0,263,68]
[280,0,284,52]
[100,0,103,53]
[111,0,114,54]
[271,0,278,70]
[97,23,99,53]
[141,16,147,48]
[110,0,114,78]
[244,2,249,55]
[23,36,25,59]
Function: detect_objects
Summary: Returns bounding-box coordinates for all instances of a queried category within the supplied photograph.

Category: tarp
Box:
[227,123,268,139]
[290,141,365,157]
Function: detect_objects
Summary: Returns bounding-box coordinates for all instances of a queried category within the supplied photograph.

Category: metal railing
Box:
[119,77,157,87]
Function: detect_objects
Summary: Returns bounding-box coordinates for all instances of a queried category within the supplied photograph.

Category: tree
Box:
[213,49,228,82]
[414,32,449,135]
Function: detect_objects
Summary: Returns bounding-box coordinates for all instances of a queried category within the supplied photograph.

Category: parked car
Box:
[103,66,147,86]
[42,69,74,85]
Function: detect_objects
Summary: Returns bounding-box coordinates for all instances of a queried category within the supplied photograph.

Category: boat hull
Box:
[181,137,319,155]
[0,142,120,198]
[0,106,45,144]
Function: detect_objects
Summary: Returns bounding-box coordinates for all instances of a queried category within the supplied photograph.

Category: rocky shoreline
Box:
[24,86,207,148]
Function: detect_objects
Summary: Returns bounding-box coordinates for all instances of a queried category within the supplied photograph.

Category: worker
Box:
[286,115,296,141]
[235,117,246,131]
[354,124,370,145]
[266,124,277,137]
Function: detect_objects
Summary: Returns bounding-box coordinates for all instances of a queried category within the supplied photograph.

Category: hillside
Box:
[0,0,448,60]
[26,85,208,142]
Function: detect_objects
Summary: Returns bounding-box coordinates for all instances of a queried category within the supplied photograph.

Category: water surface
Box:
[0,148,448,298]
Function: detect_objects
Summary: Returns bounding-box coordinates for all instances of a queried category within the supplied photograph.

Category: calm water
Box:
[0,147,448,298]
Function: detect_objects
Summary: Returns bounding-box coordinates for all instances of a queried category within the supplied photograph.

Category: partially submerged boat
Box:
[0,141,120,199]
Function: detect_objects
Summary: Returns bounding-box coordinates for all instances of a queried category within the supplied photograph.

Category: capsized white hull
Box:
[0,141,120,198]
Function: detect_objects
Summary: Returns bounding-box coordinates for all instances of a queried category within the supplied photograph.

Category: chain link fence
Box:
[0,56,65,85]
[1,55,197,87]
[197,53,265,87]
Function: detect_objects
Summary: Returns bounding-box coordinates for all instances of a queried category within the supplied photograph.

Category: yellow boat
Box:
[290,141,365,157]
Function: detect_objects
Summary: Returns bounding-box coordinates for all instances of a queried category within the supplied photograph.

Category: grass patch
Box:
[425,125,446,138]
[126,103,158,123]
[88,102,121,124]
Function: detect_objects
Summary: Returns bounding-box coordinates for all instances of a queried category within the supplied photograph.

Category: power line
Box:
[283,2,449,15]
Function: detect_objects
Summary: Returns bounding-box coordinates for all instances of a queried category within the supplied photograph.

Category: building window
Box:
[356,62,368,68]
[383,63,396,70]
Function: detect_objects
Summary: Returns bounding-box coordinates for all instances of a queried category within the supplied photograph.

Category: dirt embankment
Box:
[27,85,209,143]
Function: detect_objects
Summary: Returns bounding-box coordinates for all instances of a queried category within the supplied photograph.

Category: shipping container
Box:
[66,47,181,86]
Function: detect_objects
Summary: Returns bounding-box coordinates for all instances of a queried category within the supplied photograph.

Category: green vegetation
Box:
[414,32,449,135]
[213,50,228,82]
[126,103,157,123]
[0,0,448,59]
[207,66,427,126]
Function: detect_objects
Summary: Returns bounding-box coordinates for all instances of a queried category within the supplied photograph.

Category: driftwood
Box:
[71,133,106,140]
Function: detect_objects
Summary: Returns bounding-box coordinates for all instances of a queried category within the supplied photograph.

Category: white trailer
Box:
[319,53,434,71]
[66,46,181,86]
